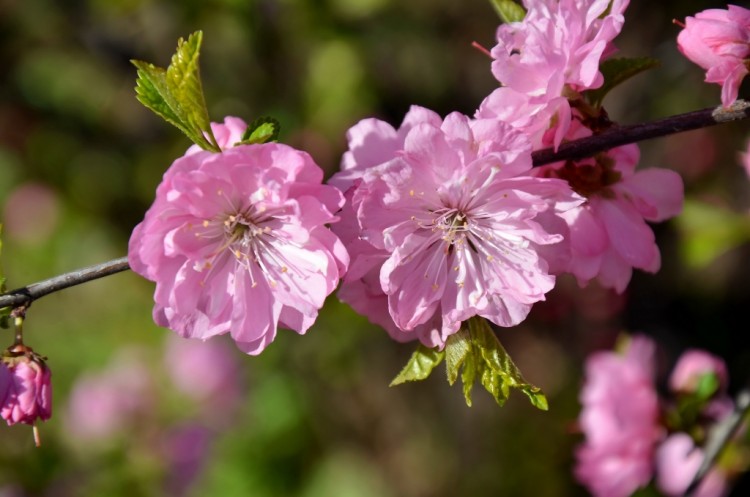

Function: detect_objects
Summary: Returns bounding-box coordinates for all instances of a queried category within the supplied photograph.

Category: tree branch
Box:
[532,100,750,166]
[0,102,749,308]
[0,257,130,309]
[686,388,750,497]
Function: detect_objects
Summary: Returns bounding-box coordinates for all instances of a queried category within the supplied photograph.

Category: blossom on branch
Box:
[129,117,349,355]
[485,0,630,146]
[0,345,52,427]
[536,117,684,292]
[330,107,582,348]
[677,4,750,107]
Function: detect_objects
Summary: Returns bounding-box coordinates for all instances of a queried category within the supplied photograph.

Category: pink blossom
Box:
[536,118,684,292]
[670,349,729,395]
[484,0,630,145]
[331,107,582,347]
[655,433,728,497]
[0,345,52,426]
[129,117,349,355]
[575,335,662,497]
[677,5,750,107]
[65,350,152,442]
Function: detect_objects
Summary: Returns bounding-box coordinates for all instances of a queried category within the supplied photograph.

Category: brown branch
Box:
[0,257,130,309]
[532,100,750,166]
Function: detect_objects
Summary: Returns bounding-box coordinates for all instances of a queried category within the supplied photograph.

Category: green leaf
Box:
[445,328,471,385]
[165,31,218,150]
[489,0,526,23]
[695,372,720,401]
[131,31,220,152]
[238,117,281,145]
[390,344,445,386]
[444,317,548,410]
[584,57,661,108]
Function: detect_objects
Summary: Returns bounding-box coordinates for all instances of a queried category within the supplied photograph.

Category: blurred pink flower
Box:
[129,117,349,355]
[575,335,662,497]
[670,349,729,395]
[656,433,728,497]
[536,119,684,292]
[331,107,582,347]
[65,350,152,442]
[164,335,242,420]
[677,5,750,107]
[0,345,52,427]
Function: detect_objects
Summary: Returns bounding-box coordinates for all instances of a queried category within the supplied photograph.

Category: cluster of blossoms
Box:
[126,0,694,353]
[0,344,52,432]
[576,336,741,497]
[326,0,683,346]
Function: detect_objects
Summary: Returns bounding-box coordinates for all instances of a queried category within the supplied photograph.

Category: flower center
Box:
[223,213,271,250]
[542,154,621,198]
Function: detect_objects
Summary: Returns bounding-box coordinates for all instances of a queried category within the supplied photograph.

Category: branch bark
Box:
[0,257,130,309]
[532,100,750,166]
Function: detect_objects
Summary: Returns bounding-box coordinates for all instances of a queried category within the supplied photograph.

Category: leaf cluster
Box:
[391,317,548,410]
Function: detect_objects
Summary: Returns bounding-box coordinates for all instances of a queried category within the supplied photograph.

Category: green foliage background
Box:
[0,0,749,495]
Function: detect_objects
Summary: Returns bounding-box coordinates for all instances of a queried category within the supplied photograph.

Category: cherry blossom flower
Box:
[656,433,728,497]
[575,335,662,497]
[330,107,582,347]
[129,117,349,355]
[677,5,750,107]
[536,118,684,292]
[483,0,630,146]
[0,345,52,427]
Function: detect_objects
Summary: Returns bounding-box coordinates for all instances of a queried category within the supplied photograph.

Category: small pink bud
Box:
[669,349,728,395]
[0,344,52,427]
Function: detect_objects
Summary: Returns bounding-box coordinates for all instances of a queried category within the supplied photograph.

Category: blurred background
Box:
[0,0,749,495]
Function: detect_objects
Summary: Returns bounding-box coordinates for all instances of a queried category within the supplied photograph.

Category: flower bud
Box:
[0,344,52,426]
[669,349,728,396]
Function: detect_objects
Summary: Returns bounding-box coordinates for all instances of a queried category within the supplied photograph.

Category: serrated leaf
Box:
[238,117,281,145]
[390,344,445,386]
[133,62,205,146]
[443,317,549,410]
[132,31,219,152]
[165,31,218,151]
[445,328,471,385]
[489,0,526,23]
[584,57,660,108]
